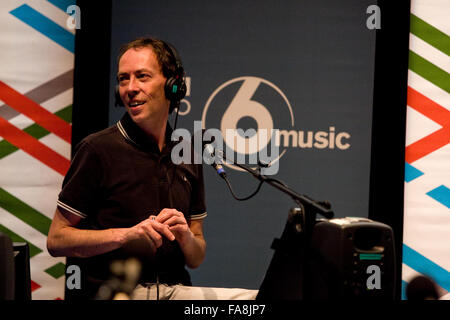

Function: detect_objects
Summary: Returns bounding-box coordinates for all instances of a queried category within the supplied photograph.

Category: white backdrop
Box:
[0,0,75,299]
[402,0,450,299]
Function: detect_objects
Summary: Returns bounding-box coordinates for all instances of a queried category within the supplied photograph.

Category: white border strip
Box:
[57,200,87,219]
[117,120,138,145]
[190,212,208,221]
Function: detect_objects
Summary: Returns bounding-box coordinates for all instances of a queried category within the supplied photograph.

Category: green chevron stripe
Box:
[55,104,72,123]
[45,262,66,279]
[409,51,450,93]
[0,139,17,160]
[0,188,52,236]
[0,104,72,159]
[0,224,42,258]
[410,14,450,56]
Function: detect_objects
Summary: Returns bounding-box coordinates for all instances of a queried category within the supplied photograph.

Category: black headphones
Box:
[115,40,187,114]
[163,41,187,113]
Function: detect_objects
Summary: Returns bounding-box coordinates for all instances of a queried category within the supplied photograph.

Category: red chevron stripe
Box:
[0,81,71,143]
[31,279,41,292]
[406,86,450,163]
[0,117,70,176]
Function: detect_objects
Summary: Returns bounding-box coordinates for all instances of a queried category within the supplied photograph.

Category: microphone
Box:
[95,257,142,300]
[406,275,439,300]
[203,143,227,178]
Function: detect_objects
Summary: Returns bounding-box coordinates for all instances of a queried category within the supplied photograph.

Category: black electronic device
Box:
[309,217,396,299]
[212,146,395,300]
[13,242,31,300]
[256,214,396,300]
[0,232,15,300]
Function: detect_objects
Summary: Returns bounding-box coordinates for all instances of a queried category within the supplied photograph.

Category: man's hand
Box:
[154,208,206,268]
[124,215,176,249]
[122,208,205,269]
[155,208,193,245]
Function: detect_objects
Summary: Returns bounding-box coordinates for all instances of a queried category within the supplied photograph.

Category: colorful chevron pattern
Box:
[1,0,448,301]
[402,0,450,299]
[0,0,75,299]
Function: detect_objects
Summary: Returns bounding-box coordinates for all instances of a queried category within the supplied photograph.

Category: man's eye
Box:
[138,74,150,79]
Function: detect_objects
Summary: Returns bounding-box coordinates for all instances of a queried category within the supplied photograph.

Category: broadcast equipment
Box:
[13,242,31,300]
[0,232,15,300]
[308,217,396,299]
[207,145,396,300]
[256,213,396,300]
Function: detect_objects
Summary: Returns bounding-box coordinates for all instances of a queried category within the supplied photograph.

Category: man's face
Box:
[117,47,169,125]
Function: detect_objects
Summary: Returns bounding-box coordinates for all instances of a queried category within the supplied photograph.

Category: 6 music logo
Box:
[200,76,351,174]
[202,76,294,175]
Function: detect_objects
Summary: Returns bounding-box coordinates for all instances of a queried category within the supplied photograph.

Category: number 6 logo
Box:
[202,76,294,173]
[220,77,274,154]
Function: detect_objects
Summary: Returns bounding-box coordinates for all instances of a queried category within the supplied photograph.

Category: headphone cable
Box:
[172,105,180,131]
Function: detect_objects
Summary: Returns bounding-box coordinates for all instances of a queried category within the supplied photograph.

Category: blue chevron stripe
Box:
[10,4,74,53]
[427,185,450,209]
[405,162,424,182]
[401,280,408,300]
[403,244,450,292]
[47,0,76,12]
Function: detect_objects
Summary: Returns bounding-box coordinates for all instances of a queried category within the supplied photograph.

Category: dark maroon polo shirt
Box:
[58,112,206,300]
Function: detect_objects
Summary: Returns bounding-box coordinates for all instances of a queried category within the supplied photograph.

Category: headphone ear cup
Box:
[161,41,187,114]
[115,85,124,107]
[165,76,186,102]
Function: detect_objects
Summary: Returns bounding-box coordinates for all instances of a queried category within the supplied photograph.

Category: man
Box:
[47,37,257,300]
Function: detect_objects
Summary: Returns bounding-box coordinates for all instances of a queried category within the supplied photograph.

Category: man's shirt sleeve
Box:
[189,163,207,221]
[57,139,103,219]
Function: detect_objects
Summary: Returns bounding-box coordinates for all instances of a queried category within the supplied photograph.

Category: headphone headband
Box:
[161,40,187,113]
[161,41,184,77]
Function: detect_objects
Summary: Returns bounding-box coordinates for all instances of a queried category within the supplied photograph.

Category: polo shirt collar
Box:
[117,112,174,153]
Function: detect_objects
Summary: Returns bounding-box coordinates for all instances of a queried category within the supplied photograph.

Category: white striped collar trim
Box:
[189,212,207,221]
[117,120,138,146]
[57,200,87,219]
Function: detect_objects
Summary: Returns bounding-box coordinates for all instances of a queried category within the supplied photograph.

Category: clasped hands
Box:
[125,208,192,249]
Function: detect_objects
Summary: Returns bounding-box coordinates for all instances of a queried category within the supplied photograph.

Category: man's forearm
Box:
[47,225,127,258]
[178,231,206,269]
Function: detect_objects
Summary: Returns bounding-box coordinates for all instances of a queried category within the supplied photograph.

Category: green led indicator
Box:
[359,253,382,260]
[172,85,178,93]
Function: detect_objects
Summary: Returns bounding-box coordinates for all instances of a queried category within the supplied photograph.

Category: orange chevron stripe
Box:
[0,81,71,143]
[405,86,450,163]
[407,86,450,127]
[0,117,70,176]
[405,127,450,163]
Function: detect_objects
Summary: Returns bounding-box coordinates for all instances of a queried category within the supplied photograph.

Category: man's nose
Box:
[127,76,140,94]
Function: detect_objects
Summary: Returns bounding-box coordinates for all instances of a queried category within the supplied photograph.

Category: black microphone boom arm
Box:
[226,159,334,219]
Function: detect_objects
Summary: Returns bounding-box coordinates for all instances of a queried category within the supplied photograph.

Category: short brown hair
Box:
[117,37,178,79]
